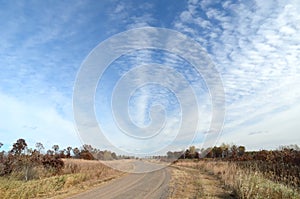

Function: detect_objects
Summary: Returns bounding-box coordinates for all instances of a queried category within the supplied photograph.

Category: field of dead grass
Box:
[0,159,124,199]
[175,160,300,199]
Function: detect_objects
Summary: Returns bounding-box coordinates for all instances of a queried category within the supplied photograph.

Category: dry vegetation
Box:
[1,139,299,198]
[174,160,300,199]
[0,159,123,199]
[168,165,203,198]
[165,144,300,198]
[0,138,131,198]
[168,162,235,199]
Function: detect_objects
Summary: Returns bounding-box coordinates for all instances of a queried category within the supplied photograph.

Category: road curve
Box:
[67,167,170,199]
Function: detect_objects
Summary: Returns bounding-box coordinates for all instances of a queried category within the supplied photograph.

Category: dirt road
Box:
[67,161,170,199]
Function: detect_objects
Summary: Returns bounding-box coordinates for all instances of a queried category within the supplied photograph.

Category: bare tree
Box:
[35,142,44,153]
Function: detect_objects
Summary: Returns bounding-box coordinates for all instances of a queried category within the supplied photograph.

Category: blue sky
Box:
[0,0,299,154]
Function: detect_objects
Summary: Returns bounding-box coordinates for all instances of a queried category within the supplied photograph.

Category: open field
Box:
[174,160,300,199]
[0,159,124,199]
[1,157,300,198]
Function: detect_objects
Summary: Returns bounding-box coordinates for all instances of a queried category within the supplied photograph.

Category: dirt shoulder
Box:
[168,162,236,199]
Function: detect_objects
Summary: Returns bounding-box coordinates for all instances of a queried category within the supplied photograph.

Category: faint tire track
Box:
[67,168,170,199]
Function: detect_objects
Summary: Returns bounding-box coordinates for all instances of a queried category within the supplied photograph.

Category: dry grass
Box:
[168,161,235,199]
[177,160,300,199]
[168,165,203,198]
[0,159,124,199]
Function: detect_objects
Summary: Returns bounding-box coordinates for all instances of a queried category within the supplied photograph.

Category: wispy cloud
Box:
[107,1,156,31]
[0,0,299,154]
[92,47,213,155]
[248,130,268,136]
[173,0,300,148]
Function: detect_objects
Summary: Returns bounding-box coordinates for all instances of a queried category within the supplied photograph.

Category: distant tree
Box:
[30,149,42,163]
[238,146,246,156]
[8,139,41,181]
[52,145,59,154]
[111,152,117,160]
[0,142,4,175]
[10,138,27,155]
[66,147,72,158]
[230,144,238,158]
[220,143,229,158]
[35,142,44,153]
[184,149,190,159]
[72,147,80,158]
[59,149,66,158]
[80,149,94,160]
[186,146,198,159]
[103,150,113,160]
[204,147,213,158]
[46,149,54,156]
[212,146,223,158]
[167,151,174,159]
[189,146,196,154]
[217,147,223,158]
[96,151,104,160]
[83,144,94,152]
[278,144,300,151]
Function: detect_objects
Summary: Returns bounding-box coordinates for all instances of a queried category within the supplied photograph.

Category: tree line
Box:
[165,143,300,163]
[166,144,246,160]
[0,138,129,181]
[0,139,64,181]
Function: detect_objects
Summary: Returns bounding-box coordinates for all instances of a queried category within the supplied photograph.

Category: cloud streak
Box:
[173,0,300,148]
[0,0,299,153]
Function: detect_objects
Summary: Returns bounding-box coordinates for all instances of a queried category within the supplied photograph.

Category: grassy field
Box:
[0,159,124,199]
[1,158,299,198]
[173,160,300,199]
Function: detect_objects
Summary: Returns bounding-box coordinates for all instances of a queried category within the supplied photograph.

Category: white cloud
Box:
[173,0,300,149]
[80,38,216,155]
[108,1,156,31]
[1,0,299,154]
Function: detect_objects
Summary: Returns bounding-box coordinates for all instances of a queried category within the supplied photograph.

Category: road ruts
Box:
[67,167,170,199]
